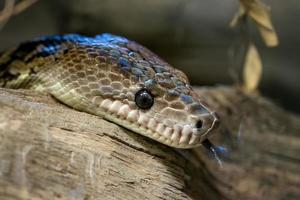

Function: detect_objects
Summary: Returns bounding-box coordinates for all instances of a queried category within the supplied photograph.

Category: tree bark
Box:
[0,87,299,200]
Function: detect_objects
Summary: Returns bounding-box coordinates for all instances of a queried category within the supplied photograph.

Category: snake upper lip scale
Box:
[0,33,220,149]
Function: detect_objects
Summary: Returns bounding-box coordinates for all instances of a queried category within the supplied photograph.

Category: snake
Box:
[0,34,220,149]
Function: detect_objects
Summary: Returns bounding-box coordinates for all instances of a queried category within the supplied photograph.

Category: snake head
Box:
[49,34,220,149]
[83,34,221,148]
[129,68,220,148]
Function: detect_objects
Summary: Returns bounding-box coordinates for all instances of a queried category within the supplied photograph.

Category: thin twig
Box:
[0,0,39,30]
[0,0,15,29]
[13,0,38,16]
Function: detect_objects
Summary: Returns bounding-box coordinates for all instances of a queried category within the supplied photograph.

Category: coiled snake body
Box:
[0,34,219,149]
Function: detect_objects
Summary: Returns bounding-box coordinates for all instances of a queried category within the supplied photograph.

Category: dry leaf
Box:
[231,0,279,47]
[243,43,262,91]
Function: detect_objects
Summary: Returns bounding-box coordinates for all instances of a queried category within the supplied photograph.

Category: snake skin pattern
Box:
[0,34,219,148]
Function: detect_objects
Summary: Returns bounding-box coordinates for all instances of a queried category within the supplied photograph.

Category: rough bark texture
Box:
[0,87,299,200]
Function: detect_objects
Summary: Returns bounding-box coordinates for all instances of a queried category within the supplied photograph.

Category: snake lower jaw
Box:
[105,114,206,148]
[96,99,208,149]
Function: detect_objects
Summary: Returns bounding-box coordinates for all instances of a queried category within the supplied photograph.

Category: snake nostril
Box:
[196,120,203,129]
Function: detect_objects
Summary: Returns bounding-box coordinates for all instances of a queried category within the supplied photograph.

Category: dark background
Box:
[0,0,299,114]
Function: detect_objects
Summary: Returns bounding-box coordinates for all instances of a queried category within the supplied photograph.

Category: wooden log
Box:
[0,87,299,200]
[195,87,300,200]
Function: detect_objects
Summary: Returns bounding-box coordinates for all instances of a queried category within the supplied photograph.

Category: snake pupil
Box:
[196,120,203,129]
[135,89,154,110]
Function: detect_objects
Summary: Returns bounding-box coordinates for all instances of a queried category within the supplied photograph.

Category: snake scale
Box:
[0,34,220,149]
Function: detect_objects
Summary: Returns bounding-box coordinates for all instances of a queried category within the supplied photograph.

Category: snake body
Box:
[0,34,219,148]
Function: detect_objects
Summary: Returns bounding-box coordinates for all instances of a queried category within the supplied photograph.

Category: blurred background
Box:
[0,0,299,114]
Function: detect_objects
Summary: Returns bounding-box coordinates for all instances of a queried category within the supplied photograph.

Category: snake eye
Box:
[135,89,154,110]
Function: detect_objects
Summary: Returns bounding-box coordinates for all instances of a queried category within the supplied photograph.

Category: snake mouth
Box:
[98,99,212,148]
